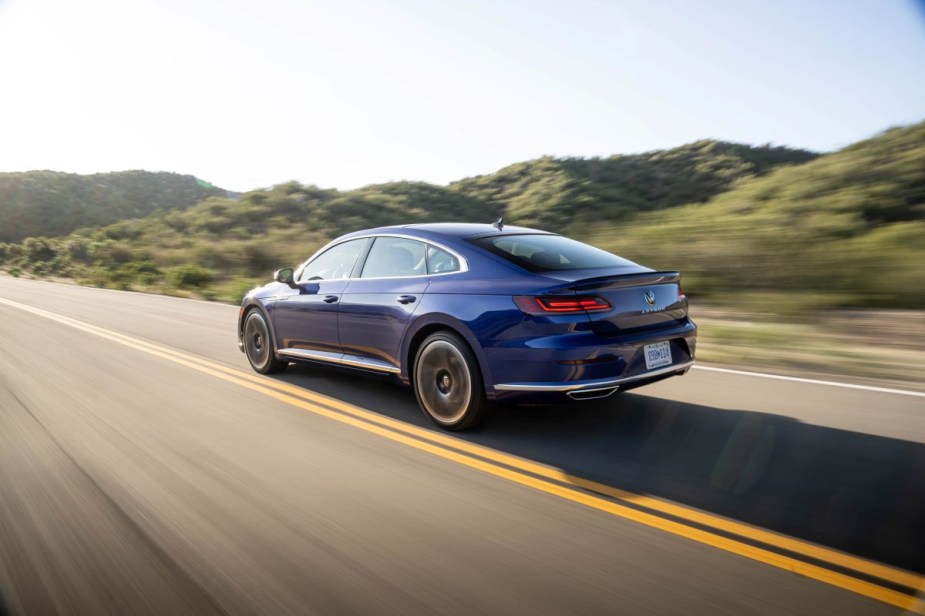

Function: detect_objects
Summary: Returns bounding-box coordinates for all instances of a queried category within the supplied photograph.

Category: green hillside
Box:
[0,123,921,310]
[450,141,817,229]
[589,122,925,308]
[0,170,227,242]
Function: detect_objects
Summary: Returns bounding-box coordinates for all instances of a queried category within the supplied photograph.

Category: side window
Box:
[299,238,367,281]
[360,237,427,278]
[426,245,461,274]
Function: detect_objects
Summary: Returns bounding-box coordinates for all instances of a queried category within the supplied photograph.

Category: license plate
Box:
[644,341,672,370]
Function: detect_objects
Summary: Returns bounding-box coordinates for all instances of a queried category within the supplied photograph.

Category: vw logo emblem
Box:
[644,289,656,306]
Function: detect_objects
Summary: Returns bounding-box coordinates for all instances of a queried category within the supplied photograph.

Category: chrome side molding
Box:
[278,348,400,374]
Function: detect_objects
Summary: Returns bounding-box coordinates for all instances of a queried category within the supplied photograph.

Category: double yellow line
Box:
[1,296,922,611]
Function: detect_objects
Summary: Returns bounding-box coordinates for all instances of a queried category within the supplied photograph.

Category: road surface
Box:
[1,276,923,615]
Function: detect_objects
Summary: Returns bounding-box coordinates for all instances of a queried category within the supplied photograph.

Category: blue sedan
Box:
[238,222,696,430]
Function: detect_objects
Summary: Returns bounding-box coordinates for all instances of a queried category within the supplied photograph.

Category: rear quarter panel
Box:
[400,293,523,392]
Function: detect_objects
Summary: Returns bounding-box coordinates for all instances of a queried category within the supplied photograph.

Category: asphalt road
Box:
[1,276,923,615]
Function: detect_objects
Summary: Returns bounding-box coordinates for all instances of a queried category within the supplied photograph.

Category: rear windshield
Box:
[470,234,639,272]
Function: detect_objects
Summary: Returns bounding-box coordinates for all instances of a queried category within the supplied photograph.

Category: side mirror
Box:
[273,267,298,289]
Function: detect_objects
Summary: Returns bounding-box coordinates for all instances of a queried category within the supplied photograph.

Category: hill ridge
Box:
[0,170,228,242]
[0,121,921,308]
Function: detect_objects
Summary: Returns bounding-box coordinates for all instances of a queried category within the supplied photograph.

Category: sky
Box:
[0,0,923,192]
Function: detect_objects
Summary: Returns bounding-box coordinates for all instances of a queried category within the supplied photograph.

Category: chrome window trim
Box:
[295,233,469,283]
[493,360,695,392]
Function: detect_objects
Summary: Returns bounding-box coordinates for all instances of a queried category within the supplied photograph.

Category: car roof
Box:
[360,222,550,240]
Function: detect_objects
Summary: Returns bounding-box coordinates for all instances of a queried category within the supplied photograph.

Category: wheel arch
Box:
[239,299,282,359]
[401,316,494,394]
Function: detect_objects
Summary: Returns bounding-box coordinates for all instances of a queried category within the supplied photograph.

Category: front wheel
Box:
[413,332,490,431]
[243,309,288,374]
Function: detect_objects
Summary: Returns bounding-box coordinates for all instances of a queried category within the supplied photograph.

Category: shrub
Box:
[22,237,55,262]
[111,260,161,286]
[166,264,213,288]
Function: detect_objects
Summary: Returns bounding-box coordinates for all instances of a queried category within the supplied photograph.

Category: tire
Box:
[413,331,490,430]
[243,309,288,374]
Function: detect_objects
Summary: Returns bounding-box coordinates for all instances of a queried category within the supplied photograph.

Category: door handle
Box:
[396,295,416,304]
[322,295,339,303]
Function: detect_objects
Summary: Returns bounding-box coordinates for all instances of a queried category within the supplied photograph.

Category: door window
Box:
[426,245,461,274]
[299,238,368,281]
[360,237,427,278]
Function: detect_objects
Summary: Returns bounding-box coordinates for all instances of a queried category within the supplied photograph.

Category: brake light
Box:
[678,286,686,300]
[514,296,612,315]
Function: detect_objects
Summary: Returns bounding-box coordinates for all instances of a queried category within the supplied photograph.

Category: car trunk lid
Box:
[542,270,688,335]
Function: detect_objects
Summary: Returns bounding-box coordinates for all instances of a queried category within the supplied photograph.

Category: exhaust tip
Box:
[567,387,619,401]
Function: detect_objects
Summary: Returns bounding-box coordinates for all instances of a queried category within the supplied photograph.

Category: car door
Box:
[338,236,431,370]
[271,238,369,357]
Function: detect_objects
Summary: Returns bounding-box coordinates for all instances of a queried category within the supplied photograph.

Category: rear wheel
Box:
[243,310,288,374]
[413,332,490,430]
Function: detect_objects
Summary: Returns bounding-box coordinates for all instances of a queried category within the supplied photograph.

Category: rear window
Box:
[470,234,638,272]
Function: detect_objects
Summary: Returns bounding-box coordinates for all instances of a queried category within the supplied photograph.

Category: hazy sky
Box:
[1,0,923,192]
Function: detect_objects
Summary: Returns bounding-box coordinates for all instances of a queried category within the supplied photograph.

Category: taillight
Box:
[678,286,686,300]
[513,296,612,315]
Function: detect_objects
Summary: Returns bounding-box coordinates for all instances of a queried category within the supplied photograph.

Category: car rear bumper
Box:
[240,293,696,401]
[482,319,696,401]
[493,359,694,400]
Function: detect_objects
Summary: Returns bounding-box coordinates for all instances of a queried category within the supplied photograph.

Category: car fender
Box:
[238,297,283,357]
[400,308,496,393]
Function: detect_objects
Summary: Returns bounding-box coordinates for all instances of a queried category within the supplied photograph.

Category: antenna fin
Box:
[492,217,504,231]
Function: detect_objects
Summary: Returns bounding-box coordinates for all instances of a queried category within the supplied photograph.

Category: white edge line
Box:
[692,365,925,398]
[4,275,923,399]
[0,274,239,308]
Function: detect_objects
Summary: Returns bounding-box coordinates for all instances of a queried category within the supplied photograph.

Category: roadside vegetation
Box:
[1,122,920,308]
[589,122,924,310]
[0,135,827,302]
[0,122,922,383]
[0,170,227,242]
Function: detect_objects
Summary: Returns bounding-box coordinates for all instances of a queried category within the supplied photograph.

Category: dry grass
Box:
[692,305,925,391]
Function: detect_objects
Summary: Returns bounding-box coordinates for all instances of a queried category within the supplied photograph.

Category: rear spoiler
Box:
[560,271,681,293]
